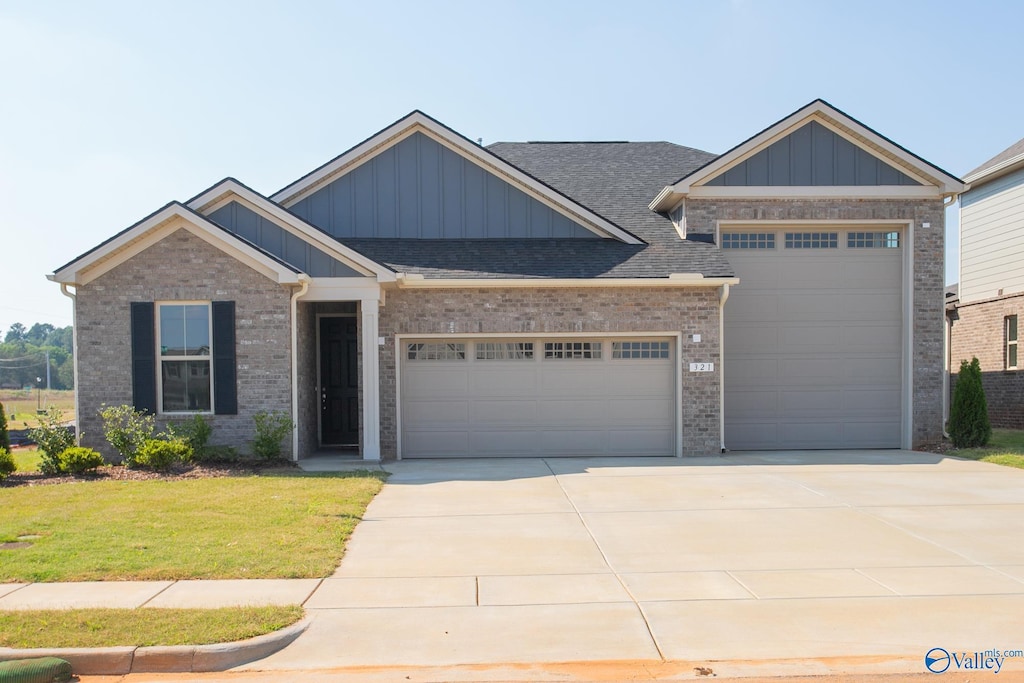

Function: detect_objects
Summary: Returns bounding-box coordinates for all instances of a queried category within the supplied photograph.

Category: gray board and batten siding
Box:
[288,132,599,240]
[206,201,363,277]
[705,121,922,187]
[959,166,1024,304]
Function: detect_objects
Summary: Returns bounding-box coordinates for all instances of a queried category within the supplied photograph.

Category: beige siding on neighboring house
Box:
[960,167,1024,304]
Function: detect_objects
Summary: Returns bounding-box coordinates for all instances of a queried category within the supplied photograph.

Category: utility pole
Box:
[45,348,51,390]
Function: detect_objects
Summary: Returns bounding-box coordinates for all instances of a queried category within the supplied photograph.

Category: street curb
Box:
[0,615,312,674]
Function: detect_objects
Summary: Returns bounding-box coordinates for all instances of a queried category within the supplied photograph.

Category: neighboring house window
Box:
[612,341,670,359]
[722,233,775,249]
[158,303,212,413]
[544,341,602,359]
[785,232,838,249]
[1008,315,1019,370]
[407,343,466,360]
[476,342,534,360]
[848,231,900,248]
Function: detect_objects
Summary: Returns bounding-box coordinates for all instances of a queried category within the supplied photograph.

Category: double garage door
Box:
[723,228,905,450]
[400,338,675,458]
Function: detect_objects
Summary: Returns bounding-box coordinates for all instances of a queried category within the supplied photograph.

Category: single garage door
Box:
[723,229,904,450]
[400,337,675,457]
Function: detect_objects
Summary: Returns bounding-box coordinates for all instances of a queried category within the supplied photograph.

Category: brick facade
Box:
[75,227,294,459]
[686,198,946,446]
[949,293,1024,428]
[376,287,723,458]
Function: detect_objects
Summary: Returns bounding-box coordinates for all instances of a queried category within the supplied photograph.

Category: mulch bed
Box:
[0,461,297,488]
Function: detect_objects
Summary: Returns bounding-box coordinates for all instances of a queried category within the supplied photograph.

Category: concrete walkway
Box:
[6,450,1024,679]
[252,450,1024,676]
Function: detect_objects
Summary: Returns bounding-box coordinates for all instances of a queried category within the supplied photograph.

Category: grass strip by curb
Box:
[0,605,304,649]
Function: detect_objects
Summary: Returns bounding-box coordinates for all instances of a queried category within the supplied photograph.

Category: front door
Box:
[320,317,359,445]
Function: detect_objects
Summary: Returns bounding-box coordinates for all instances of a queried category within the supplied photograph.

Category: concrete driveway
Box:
[248,451,1024,676]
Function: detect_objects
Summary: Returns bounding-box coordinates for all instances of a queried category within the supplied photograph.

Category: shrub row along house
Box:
[948,137,1024,428]
[50,100,964,461]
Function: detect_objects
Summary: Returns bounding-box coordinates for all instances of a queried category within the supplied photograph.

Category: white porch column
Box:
[360,298,382,461]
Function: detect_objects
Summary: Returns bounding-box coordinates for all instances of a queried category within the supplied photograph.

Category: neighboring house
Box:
[50,100,963,461]
[948,138,1024,428]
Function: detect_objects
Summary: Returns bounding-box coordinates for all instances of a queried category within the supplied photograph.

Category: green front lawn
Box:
[0,605,304,649]
[950,429,1024,470]
[10,447,41,472]
[0,471,386,582]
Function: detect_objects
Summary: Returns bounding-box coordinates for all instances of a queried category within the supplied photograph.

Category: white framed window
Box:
[475,342,534,360]
[407,342,466,361]
[848,231,900,249]
[785,232,838,249]
[157,302,212,413]
[544,341,602,359]
[1007,315,1018,370]
[722,232,775,249]
[612,341,670,359]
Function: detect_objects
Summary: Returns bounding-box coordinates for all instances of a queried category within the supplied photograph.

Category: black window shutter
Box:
[130,302,157,414]
[212,301,237,415]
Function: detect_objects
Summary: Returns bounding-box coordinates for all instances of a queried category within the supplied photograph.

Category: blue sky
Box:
[1,0,1021,333]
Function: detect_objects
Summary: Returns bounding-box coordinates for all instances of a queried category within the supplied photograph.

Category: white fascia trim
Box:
[300,278,383,302]
[963,153,1024,186]
[187,180,395,282]
[271,113,642,245]
[394,275,739,289]
[50,205,302,286]
[688,185,943,200]
[651,101,964,210]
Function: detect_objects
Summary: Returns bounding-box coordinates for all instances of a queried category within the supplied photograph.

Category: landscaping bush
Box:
[166,414,213,459]
[0,448,14,480]
[58,446,105,475]
[252,411,293,461]
[0,402,10,452]
[197,444,240,464]
[949,356,992,449]
[135,438,193,471]
[28,407,75,476]
[100,404,155,467]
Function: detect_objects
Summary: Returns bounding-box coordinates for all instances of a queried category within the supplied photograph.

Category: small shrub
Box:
[100,404,155,467]
[166,414,213,458]
[252,411,293,461]
[29,407,75,476]
[0,402,10,452]
[58,446,105,475]
[949,356,992,448]
[0,448,15,481]
[197,444,240,464]
[135,438,193,471]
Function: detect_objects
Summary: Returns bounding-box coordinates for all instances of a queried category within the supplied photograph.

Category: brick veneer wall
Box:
[376,286,722,459]
[949,293,1024,428]
[686,198,946,446]
[75,227,295,459]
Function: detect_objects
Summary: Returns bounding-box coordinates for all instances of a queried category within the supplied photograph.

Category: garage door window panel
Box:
[785,232,838,249]
[476,342,534,360]
[407,342,466,360]
[722,232,776,249]
[612,341,670,359]
[848,231,901,248]
[544,341,602,359]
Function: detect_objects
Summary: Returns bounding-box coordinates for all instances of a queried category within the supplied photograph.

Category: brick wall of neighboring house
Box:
[376,286,723,459]
[949,293,1024,428]
[75,227,295,459]
[685,198,946,446]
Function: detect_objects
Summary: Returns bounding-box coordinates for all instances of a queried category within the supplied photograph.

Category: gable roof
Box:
[49,202,303,286]
[963,136,1024,187]
[186,178,395,281]
[270,110,644,245]
[650,99,965,210]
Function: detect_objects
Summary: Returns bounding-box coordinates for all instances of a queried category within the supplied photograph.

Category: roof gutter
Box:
[394,274,740,289]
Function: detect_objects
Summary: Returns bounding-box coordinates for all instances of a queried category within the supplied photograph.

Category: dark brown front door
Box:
[320,317,358,445]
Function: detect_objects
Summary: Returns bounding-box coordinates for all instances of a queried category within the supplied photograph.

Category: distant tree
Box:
[45,326,73,353]
[949,357,991,448]
[0,402,10,451]
[4,323,26,343]
[25,323,55,345]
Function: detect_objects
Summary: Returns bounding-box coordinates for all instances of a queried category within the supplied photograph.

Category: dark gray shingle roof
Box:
[340,237,734,279]
[965,137,1024,181]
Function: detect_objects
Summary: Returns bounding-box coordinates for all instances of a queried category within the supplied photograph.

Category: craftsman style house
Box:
[51,100,962,460]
